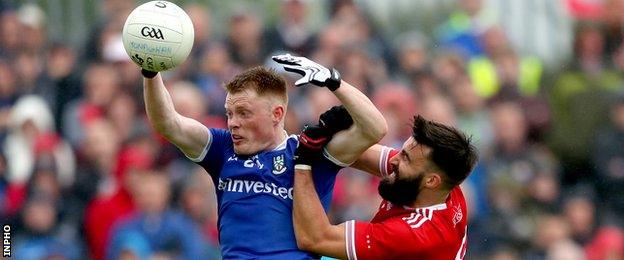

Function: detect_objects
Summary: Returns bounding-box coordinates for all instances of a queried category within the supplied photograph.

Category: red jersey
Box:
[344,147,468,260]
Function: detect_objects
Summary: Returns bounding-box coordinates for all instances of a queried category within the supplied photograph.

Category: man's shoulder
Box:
[378,202,463,236]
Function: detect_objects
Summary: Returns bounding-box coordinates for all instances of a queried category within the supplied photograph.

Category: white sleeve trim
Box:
[455,226,468,260]
[379,146,392,177]
[323,147,352,167]
[185,126,212,162]
[345,220,358,260]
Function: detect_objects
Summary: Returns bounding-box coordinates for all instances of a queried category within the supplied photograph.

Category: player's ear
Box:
[272,104,285,126]
[424,173,443,189]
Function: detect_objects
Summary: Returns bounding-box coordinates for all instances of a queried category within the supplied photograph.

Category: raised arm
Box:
[272,54,387,165]
[142,71,208,159]
[325,81,387,164]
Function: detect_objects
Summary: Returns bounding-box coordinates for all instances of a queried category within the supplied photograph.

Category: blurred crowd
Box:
[1,0,623,259]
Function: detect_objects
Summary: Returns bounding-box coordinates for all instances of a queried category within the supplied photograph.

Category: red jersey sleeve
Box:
[345,218,443,259]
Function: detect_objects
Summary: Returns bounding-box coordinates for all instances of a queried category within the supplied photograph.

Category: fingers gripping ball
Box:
[122,1,194,72]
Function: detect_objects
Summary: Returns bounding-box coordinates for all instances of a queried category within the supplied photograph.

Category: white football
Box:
[122,1,194,72]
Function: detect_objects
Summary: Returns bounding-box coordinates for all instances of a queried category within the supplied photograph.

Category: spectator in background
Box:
[601,0,624,56]
[449,76,493,152]
[108,171,208,259]
[101,34,142,102]
[435,0,493,58]
[84,126,154,260]
[13,195,80,260]
[194,42,241,117]
[178,168,221,258]
[550,22,624,185]
[470,102,560,256]
[0,10,21,58]
[372,83,418,147]
[264,0,316,56]
[3,95,75,216]
[106,93,145,145]
[593,96,624,224]
[488,0,573,68]
[82,0,134,63]
[0,60,18,142]
[226,10,267,68]
[394,31,430,86]
[183,3,214,81]
[72,119,120,208]
[525,214,583,259]
[43,43,81,133]
[62,63,121,147]
[17,3,46,54]
[0,153,7,216]
[420,94,457,127]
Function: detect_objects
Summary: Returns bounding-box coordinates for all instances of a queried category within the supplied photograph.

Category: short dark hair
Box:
[224,66,288,104]
[412,115,478,188]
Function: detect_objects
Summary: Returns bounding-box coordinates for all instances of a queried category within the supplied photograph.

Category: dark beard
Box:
[378,173,423,206]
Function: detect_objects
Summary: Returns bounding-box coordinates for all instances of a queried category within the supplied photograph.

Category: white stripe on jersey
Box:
[401,212,417,222]
[455,226,468,260]
[345,220,358,260]
[404,209,435,229]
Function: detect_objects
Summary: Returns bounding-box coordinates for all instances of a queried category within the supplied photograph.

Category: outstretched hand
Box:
[272,54,341,91]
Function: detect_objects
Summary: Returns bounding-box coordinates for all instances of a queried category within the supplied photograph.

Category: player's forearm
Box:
[293,168,348,258]
[143,74,181,136]
[333,81,387,142]
[293,168,332,250]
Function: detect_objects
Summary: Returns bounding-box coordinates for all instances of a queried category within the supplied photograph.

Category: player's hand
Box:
[295,125,332,167]
[141,68,158,78]
[272,54,341,91]
[319,105,354,135]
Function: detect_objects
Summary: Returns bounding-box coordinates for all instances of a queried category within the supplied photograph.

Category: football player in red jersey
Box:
[294,113,478,260]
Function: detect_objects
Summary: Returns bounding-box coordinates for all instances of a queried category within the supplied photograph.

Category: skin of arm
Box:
[324,80,388,165]
[293,167,347,259]
[350,144,386,177]
[143,74,209,158]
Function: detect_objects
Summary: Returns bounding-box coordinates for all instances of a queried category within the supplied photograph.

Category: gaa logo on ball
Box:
[122,1,194,72]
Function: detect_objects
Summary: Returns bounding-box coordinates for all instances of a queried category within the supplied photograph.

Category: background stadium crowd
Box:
[0,0,623,259]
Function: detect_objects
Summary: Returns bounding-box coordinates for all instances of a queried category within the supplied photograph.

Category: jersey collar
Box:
[403,202,447,211]
[271,130,292,151]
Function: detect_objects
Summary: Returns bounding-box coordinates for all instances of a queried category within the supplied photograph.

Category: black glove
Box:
[141,69,158,79]
[319,105,354,135]
[295,125,332,167]
[272,54,341,91]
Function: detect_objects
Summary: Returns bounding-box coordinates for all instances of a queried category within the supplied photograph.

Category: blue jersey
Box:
[190,128,345,259]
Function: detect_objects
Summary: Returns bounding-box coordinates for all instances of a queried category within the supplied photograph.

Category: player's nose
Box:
[228,117,240,129]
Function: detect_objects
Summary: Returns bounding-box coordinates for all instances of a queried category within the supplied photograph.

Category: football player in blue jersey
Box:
[140,53,387,259]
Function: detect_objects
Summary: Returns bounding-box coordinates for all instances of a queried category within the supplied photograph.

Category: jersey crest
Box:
[272,154,287,175]
[452,205,463,227]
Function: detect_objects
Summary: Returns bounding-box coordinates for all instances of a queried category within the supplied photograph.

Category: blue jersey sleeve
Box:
[187,128,232,178]
[309,148,347,211]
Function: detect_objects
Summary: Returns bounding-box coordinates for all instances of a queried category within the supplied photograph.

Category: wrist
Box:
[294,164,312,171]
